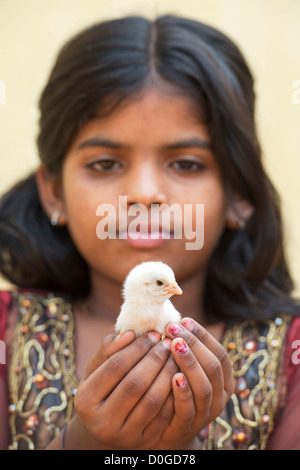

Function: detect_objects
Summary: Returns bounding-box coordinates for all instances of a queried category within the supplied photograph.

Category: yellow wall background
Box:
[0,0,299,294]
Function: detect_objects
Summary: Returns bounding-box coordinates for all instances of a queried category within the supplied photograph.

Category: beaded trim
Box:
[8,291,79,450]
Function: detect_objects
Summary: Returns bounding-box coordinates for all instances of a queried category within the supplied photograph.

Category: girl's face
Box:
[61,89,228,285]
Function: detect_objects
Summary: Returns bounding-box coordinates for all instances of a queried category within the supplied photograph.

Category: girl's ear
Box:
[225,193,254,230]
[35,165,67,226]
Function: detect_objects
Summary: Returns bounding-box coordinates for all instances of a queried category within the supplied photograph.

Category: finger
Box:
[166,323,225,406]
[181,318,234,395]
[167,319,234,397]
[79,331,161,404]
[170,338,212,414]
[101,337,173,423]
[83,330,136,380]
[172,373,195,424]
[173,333,227,416]
[143,392,174,446]
[168,324,233,420]
[124,344,178,432]
[154,374,195,448]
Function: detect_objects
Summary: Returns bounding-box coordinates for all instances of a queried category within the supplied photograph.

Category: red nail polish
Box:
[174,339,188,354]
[181,318,195,332]
[168,323,182,335]
[175,375,186,388]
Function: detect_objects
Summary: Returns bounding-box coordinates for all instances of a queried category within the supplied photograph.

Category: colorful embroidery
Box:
[9,292,79,449]
[202,315,290,449]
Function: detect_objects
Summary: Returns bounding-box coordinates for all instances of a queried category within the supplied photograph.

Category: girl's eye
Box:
[170,160,206,172]
[86,158,121,172]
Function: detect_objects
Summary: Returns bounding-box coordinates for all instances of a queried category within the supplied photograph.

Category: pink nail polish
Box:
[181,318,195,332]
[175,374,186,388]
[174,339,188,354]
[168,323,182,335]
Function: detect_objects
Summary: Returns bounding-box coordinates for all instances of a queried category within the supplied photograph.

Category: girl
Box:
[0,14,300,450]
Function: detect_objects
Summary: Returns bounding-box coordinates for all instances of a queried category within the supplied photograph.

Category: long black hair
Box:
[0,15,298,320]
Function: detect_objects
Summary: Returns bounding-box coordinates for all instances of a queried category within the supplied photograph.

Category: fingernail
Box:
[116,331,132,339]
[168,323,183,335]
[181,318,195,332]
[162,337,171,350]
[174,338,188,354]
[148,331,161,343]
[175,374,186,388]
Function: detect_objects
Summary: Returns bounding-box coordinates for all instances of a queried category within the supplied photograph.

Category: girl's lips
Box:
[118,230,174,248]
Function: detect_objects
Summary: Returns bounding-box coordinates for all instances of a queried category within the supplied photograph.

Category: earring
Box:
[50,210,61,226]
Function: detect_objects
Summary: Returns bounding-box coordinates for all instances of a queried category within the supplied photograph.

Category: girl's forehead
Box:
[70,89,211,150]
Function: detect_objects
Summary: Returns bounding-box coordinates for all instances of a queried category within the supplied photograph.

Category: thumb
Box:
[82,330,136,380]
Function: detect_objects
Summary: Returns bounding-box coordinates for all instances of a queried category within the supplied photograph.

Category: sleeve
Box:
[266,316,300,450]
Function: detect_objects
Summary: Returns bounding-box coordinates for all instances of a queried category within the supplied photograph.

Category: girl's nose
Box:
[125,162,168,208]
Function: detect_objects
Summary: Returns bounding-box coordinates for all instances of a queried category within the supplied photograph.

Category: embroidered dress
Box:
[200,316,290,449]
[8,291,79,450]
[3,290,297,449]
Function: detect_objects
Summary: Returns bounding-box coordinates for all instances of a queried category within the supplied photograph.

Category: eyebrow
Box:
[161,138,213,151]
[76,136,213,151]
[77,137,129,151]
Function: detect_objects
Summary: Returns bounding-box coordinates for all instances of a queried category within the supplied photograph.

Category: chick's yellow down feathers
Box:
[115,261,182,336]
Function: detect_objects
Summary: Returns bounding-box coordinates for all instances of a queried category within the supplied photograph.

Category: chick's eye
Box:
[156,280,164,286]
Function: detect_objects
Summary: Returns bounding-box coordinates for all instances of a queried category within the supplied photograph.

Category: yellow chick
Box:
[115,261,182,336]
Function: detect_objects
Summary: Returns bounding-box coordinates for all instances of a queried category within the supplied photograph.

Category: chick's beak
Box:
[164,282,183,296]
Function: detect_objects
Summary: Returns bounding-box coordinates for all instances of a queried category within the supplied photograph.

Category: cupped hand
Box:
[61,318,234,451]
[152,317,234,449]
[66,331,179,450]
